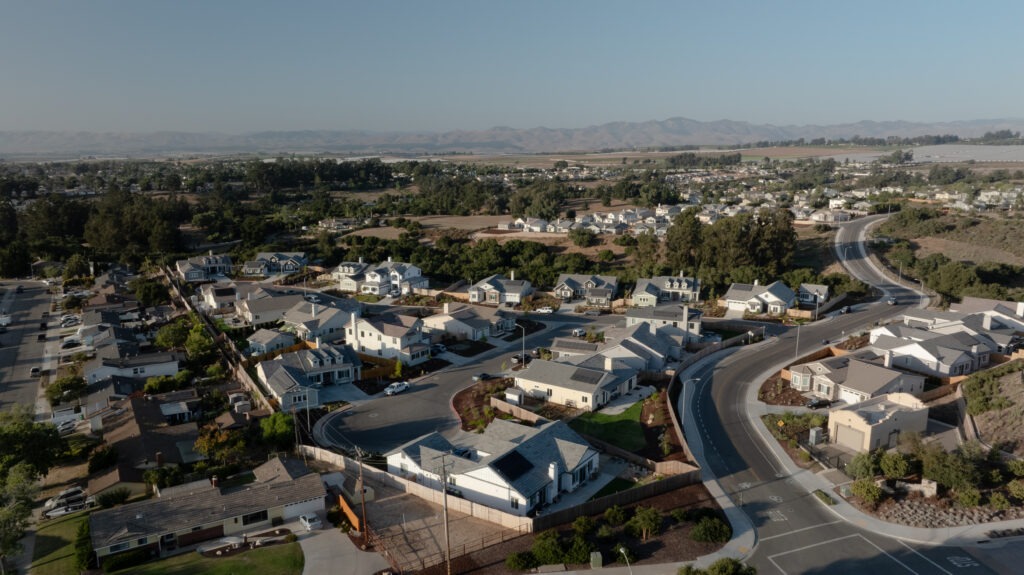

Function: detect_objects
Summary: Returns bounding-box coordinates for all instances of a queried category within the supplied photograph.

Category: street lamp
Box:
[843,245,851,261]
[619,546,633,575]
[794,323,801,362]
[515,323,526,368]
[814,290,821,321]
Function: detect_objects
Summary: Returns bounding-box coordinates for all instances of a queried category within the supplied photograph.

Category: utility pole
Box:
[356,448,368,547]
[435,453,453,575]
[794,323,801,362]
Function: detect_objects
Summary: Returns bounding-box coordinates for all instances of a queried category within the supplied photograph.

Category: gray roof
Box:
[549,338,600,353]
[90,457,323,550]
[723,280,795,304]
[515,358,624,393]
[247,328,295,346]
[625,304,701,322]
[555,274,619,294]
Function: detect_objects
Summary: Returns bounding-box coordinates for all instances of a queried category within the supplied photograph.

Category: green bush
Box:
[957,487,982,508]
[88,445,119,473]
[851,478,882,505]
[691,517,732,543]
[615,543,636,564]
[1007,459,1024,478]
[989,491,1011,511]
[604,504,627,526]
[1007,479,1024,500]
[679,507,718,523]
[572,515,595,536]
[97,487,132,508]
[102,548,153,572]
[506,551,537,571]
[284,533,298,543]
[596,524,614,539]
[670,508,688,523]
[962,361,1020,415]
[531,529,564,565]
[813,490,835,505]
[75,520,95,570]
[565,534,594,564]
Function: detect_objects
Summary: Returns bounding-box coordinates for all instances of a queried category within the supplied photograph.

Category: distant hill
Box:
[3,117,1024,159]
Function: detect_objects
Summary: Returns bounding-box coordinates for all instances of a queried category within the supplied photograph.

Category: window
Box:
[241,510,268,526]
[109,542,130,552]
[510,498,519,509]
[582,396,588,403]
[137,537,148,546]
[546,388,552,397]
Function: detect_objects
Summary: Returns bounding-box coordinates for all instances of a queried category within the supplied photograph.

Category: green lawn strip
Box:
[31,510,89,575]
[569,402,646,452]
[110,541,304,575]
[589,477,636,501]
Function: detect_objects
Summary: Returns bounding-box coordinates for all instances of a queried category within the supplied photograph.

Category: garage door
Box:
[727,301,747,311]
[834,425,864,451]
[283,497,324,520]
[838,388,863,405]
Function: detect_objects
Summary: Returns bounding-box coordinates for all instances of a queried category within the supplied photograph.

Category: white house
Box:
[328,260,370,293]
[281,301,353,342]
[790,351,926,405]
[174,253,233,282]
[346,314,430,365]
[828,393,929,453]
[797,283,830,306]
[247,329,296,356]
[359,258,428,296]
[257,343,362,410]
[468,273,534,306]
[513,357,638,411]
[553,274,619,307]
[721,280,796,315]
[421,302,516,341]
[84,352,181,385]
[387,419,599,516]
[624,304,702,344]
[632,274,700,307]
[241,252,308,277]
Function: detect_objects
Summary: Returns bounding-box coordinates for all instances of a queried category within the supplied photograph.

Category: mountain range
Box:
[2,117,1024,159]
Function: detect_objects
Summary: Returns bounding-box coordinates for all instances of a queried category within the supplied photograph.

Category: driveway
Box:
[297,512,390,575]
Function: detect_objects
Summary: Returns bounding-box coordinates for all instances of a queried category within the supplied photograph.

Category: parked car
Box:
[45,486,85,510]
[806,397,831,409]
[472,373,492,382]
[37,334,46,342]
[838,306,851,314]
[61,340,82,350]
[510,354,532,365]
[535,306,554,314]
[431,343,447,354]
[384,381,410,396]
[571,327,586,337]
[15,286,23,294]
[56,420,78,436]
[30,367,41,377]
[583,309,602,316]
[44,503,86,519]
[299,514,322,531]
[887,296,897,305]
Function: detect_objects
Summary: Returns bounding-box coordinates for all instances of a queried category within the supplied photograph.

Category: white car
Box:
[536,306,554,314]
[385,381,410,396]
[299,514,322,531]
[44,502,86,519]
[571,328,586,337]
[45,486,85,510]
[56,420,77,436]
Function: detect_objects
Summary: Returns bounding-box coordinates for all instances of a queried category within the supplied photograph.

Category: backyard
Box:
[568,402,646,452]
[109,542,304,575]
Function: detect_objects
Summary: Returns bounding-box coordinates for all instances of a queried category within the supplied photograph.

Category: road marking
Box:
[897,541,954,575]
[738,482,751,490]
[768,533,860,559]
[760,520,843,541]
[947,556,979,569]
[768,510,787,522]
[769,495,784,503]
[860,536,922,574]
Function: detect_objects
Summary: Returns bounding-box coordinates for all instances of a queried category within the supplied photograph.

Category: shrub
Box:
[1007,479,1024,500]
[88,446,119,474]
[851,478,882,506]
[670,508,688,523]
[1006,459,1024,478]
[813,490,835,505]
[97,487,132,508]
[102,548,153,572]
[880,451,909,480]
[847,451,880,480]
[284,533,298,543]
[691,517,731,543]
[75,520,95,570]
[572,515,595,536]
[679,507,718,523]
[989,491,1011,511]
[506,551,537,571]
[627,506,663,541]
[531,529,563,565]
[615,543,636,564]
[595,524,614,539]
[565,534,594,564]
[604,504,627,526]
[957,487,982,508]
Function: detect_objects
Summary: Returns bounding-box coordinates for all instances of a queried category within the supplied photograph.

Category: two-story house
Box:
[174,252,233,282]
[632,274,700,307]
[241,252,308,277]
[257,344,362,410]
[328,260,370,293]
[359,258,428,296]
[553,274,619,307]
[624,304,702,344]
[346,314,429,365]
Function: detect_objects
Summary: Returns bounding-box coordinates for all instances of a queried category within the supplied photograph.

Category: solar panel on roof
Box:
[492,451,533,481]
[570,368,603,384]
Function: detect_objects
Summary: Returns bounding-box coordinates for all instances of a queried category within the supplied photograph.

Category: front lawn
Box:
[110,541,304,575]
[31,510,89,575]
[568,401,645,452]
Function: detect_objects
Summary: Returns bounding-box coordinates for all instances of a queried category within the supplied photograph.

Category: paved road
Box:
[0,280,54,414]
[690,216,1009,575]
[319,312,625,454]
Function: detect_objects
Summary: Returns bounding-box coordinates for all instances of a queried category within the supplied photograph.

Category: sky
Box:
[1,0,1023,134]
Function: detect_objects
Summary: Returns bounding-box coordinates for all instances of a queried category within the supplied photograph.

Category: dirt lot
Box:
[971,368,1024,456]
[913,236,1024,267]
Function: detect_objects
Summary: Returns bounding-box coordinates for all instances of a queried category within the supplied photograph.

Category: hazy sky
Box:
[2,1,1022,133]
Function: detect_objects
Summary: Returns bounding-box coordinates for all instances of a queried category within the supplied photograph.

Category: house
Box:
[319,217,356,232]
[246,329,296,356]
[790,352,926,405]
[174,252,232,282]
[89,456,324,561]
[798,283,830,306]
[84,351,180,385]
[632,274,700,307]
[86,394,206,499]
[234,291,306,327]
[869,324,996,378]
[359,257,428,296]
[553,274,619,307]
[346,314,429,365]
[721,280,796,315]
[828,393,929,453]
[328,259,370,293]
[513,357,638,411]
[387,419,598,516]
[257,343,362,410]
[624,304,702,344]
[549,321,681,371]
[421,302,516,341]
[280,300,353,342]
[468,273,534,306]
[240,252,308,277]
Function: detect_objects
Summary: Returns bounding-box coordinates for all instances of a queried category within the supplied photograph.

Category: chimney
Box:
[753,279,759,286]
[155,452,164,467]
[604,356,614,371]
[884,350,893,368]
[315,336,322,349]
[443,302,451,314]
[358,256,364,264]
[510,270,515,281]
[982,314,993,330]
[211,475,219,488]
[209,249,213,256]
[649,321,657,336]
[548,461,558,482]
[387,256,392,263]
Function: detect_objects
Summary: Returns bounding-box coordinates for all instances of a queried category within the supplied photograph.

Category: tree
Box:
[194,425,245,467]
[0,405,64,481]
[846,451,880,480]
[63,253,90,279]
[568,227,597,248]
[664,207,703,274]
[260,412,295,451]
[131,278,169,308]
[45,375,87,406]
[185,323,215,363]
[155,319,191,349]
[851,478,882,506]
[627,505,662,541]
[680,557,758,575]
[880,451,909,480]
[392,359,403,379]
[691,516,731,543]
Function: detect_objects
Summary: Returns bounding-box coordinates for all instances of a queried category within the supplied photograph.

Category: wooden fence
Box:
[488,397,543,424]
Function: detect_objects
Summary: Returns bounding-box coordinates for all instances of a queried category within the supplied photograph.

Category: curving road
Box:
[690,216,1007,574]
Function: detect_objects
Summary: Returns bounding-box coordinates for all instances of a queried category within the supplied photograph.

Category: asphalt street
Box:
[320,312,625,454]
[0,280,53,414]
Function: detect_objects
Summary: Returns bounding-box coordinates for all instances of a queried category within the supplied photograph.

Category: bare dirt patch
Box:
[758,373,807,406]
[913,236,1024,267]
[452,377,516,431]
[742,146,877,159]
[971,368,1024,456]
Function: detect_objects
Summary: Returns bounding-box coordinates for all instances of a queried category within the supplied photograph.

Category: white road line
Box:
[898,540,954,575]
[859,536,921,575]
[760,520,843,541]
[767,533,861,559]
[768,555,788,575]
